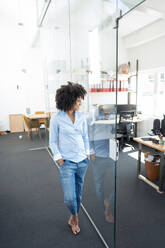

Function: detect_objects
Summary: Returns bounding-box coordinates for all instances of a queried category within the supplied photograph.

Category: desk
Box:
[94,119,117,125]
[28,114,50,138]
[94,117,143,137]
[133,137,165,193]
[94,117,142,124]
[29,113,49,120]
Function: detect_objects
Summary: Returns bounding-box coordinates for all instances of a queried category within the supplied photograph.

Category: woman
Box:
[49,82,90,235]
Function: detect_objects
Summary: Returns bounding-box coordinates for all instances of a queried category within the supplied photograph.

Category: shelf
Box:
[89,90,136,93]
[9,114,24,133]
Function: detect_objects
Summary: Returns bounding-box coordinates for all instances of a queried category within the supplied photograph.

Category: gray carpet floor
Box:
[0,133,104,248]
[0,133,165,248]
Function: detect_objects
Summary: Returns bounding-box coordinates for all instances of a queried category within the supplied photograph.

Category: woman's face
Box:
[72,97,82,111]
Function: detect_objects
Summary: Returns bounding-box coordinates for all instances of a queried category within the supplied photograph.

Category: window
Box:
[138,69,165,118]
[156,72,165,116]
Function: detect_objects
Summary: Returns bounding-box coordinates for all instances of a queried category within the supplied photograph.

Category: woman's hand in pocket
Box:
[58,159,65,166]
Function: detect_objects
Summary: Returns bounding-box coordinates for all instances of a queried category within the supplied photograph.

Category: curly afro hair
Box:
[55,82,87,111]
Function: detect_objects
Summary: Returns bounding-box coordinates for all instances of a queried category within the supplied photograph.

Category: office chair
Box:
[148,119,161,136]
[161,118,165,136]
[35,111,45,125]
[117,111,135,150]
[117,122,134,150]
[35,111,50,132]
[24,115,41,138]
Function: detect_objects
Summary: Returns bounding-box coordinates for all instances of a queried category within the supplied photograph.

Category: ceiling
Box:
[1,0,165,48]
[0,0,18,28]
[119,0,165,37]
[42,0,165,39]
[43,0,116,30]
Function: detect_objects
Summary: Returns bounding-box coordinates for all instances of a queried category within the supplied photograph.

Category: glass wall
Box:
[69,1,117,247]
[38,0,147,247]
[39,0,118,247]
[117,1,165,248]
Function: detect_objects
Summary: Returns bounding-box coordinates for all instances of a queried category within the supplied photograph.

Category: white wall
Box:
[0,25,45,131]
[0,46,45,131]
[0,0,45,131]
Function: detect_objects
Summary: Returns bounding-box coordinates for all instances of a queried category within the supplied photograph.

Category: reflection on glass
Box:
[89,106,116,224]
[85,104,116,247]
[69,0,117,246]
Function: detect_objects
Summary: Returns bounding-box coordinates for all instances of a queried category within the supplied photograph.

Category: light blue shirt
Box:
[49,111,90,163]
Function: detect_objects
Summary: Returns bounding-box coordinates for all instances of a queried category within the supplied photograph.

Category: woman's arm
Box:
[49,115,63,162]
[82,118,90,158]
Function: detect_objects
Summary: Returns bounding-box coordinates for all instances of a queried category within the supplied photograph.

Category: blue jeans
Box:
[59,158,89,215]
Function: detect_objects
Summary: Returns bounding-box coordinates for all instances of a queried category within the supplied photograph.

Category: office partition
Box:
[38,0,146,247]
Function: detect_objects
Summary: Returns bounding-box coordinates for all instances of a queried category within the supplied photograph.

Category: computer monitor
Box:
[117,104,136,115]
[97,104,136,119]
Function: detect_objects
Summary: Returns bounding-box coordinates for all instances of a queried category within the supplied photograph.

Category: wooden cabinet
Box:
[9,114,24,133]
